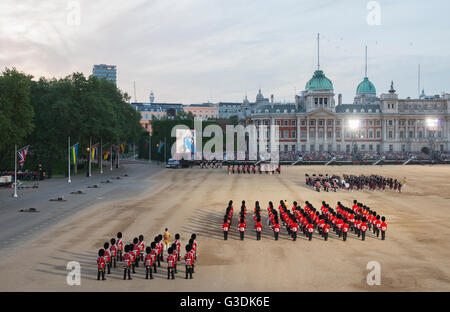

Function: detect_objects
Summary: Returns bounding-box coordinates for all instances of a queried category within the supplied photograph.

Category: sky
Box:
[1,0,449,104]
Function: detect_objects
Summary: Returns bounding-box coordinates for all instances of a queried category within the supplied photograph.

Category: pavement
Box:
[0,160,161,256]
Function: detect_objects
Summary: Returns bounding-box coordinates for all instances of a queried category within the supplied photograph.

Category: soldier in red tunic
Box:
[361,218,368,241]
[97,249,106,281]
[342,223,349,241]
[171,243,178,273]
[223,216,230,240]
[380,216,387,240]
[290,219,298,241]
[122,245,132,280]
[103,242,111,274]
[238,218,246,240]
[166,247,176,280]
[174,234,182,260]
[110,238,117,268]
[144,247,154,279]
[184,245,194,279]
[116,232,124,262]
[132,237,140,268]
[273,216,280,241]
[375,215,382,238]
[138,235,145,261]
[323,221,330,241]
[255,216,262,241]
[306,221,314,241]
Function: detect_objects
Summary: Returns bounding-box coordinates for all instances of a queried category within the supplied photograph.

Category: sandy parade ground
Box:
[0,163,449,292]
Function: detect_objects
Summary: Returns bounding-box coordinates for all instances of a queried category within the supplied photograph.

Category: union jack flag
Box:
[18,146,29,168]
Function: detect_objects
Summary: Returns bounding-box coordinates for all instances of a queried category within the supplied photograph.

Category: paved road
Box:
[0,161,162,255]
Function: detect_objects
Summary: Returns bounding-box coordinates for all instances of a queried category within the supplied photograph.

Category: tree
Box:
[0,68,34,169]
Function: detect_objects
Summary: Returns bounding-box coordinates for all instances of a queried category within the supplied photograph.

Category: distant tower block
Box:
[149,91,155,104]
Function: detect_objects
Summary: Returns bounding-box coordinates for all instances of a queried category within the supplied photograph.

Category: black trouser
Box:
[118,251,123,262]
[192,264,195,273]
[135,256,139,267]
[274,232,279,240]
[376,228,380,237]
[256,231,261,240]
[338,229,342,238]
[157,256,161,267]
[362,231,366,241]
[112,256,116,268]
[292,232,297,241]
[185,266,193,279]
[132,263,135,273]
[146,266,153,279]
[224,231,228,240]
[123,267,131,280]
[168,267,175,279]
[97,269,105,280]
[308,232,312,241]
[107,262,111,274]
[175,263,177,274]
[343,232,347,241]
[324,232,328,241]
[153,262,157,273]
[381,231,386,240]
[240,231,244,240]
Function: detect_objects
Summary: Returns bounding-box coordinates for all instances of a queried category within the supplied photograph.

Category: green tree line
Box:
[0,68,144,176]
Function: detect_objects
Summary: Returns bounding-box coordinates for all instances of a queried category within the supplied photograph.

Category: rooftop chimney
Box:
[338,94,342,106]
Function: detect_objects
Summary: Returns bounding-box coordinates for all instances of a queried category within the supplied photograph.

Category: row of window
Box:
[256,119,384,127]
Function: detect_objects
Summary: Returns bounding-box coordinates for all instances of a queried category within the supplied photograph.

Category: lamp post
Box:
[426,118,438,160]
[86,147,90,177]
[68,136,71,183]
[349,119,360,156]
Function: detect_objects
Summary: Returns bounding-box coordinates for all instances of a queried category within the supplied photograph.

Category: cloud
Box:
[1,0,449,103]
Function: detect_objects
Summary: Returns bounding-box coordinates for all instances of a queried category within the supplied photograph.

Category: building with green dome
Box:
[305,70,334,90]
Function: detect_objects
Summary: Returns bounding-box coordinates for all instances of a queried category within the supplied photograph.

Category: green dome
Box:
[305,70,333,90]
[356,77,376,94]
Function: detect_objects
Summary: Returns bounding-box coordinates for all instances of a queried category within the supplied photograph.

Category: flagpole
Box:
[117,142,120,168]
[149,135,151,163]
[110,143,113,171]
[89,136,92,177]
[133,140,136,160]
[14,144,18,198]
[100,138,103,174]
[164,137,167,164]
[68,137,71,183]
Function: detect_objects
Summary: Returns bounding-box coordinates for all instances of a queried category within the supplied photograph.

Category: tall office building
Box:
[92,64,117,85]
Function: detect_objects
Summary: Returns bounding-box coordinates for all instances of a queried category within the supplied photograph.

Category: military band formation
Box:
[96,229,198,281]
[226,163,281,175]
[222,200,388,242]
[305,173,405,192]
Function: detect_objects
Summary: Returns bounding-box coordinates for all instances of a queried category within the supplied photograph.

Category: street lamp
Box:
[86,147,90,177]
[426,118,438,159]
[348,119,360,155]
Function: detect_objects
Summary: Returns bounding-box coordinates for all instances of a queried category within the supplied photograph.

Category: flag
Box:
[103,150,110,160]
[158,141,164,153]
[120,144,124,154]
[18,146,29,168]
[91,143,99,163]
[71,144,79,165]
